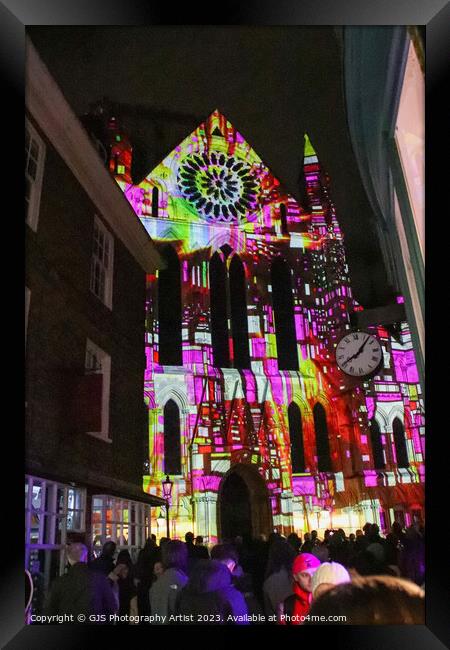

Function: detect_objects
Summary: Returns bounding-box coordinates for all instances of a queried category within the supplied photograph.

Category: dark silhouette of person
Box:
[193,536,210,559]
[44,543,117,622]
[136,537,161,616]
[90,540,116,576]
[176,559,248,624]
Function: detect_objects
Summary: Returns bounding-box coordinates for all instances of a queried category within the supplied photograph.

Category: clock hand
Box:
[342,336,371,365]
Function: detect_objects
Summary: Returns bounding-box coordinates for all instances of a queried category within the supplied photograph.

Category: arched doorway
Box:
[217,464,272,541]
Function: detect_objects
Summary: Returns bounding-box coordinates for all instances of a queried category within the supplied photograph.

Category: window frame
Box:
[85,338,112,442]
[25,118,46,231]
[91,495,151,561]
[90,216,114,310]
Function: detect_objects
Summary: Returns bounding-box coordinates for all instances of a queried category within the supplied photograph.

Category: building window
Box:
[25,119,46,231]
[152,186,159,219]
[280,204,289,235]
[370,419,385,470]
[91,495,151,561]
[209,250,250,369]
[229,255,250,369]
[288,402,305,473]
[163,399,182,475]
[271,257,299,371]
[25,475,86,615]
[158,245,182,366]
[210,252,230,368]
[85,339,111,441]
[90,217,114,309]
[392,417,409,468]
[313,403,332,472]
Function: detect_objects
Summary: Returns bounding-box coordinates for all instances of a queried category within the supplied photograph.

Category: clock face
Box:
[335,331,383,378]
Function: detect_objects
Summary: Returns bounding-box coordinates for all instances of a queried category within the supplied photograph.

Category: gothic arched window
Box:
[288,402,305,473]
[229,255,250,369]
[210,252,230,368]
[313,403,332,472]
[158,245,182,366]
[271,257,298,371]
[392,417,409,468]
[280,204,288,235]
[370,419,385,469]
[163,399,181,475]
[152,187,159,219]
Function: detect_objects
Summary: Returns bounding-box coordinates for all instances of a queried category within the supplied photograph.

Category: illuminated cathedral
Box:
[107,109,424,542]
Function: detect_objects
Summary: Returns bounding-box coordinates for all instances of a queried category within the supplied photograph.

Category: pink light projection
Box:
[107,109,425,539]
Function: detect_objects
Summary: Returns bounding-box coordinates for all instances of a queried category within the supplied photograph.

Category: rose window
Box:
[178,152,258,222]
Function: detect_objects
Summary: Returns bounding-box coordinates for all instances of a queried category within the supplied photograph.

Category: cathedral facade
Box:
[109,109,424,542]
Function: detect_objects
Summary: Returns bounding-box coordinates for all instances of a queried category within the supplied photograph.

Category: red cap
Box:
[293,553,321,574]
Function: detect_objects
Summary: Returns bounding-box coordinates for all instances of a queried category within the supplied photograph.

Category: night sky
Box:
[27,26,392,307]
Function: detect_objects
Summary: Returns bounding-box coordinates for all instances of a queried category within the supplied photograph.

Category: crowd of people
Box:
[40,523,425,625]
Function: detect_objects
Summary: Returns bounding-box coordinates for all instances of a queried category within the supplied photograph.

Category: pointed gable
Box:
[126,109,293,230]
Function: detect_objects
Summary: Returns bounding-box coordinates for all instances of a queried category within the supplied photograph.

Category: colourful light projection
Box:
[112,109,424,541]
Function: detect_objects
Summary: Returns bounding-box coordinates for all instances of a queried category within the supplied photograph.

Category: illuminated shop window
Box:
[392,417,409,468]
[210,252,230,367]
[25,119,46,231]
[91,495,151,561]
[313,403,332,472]
[369,419,385,470]
[90,216,114,309]
[271,257,299,371]
[164,399,182,475]
[158,245,182,365]
[229,255,250,369]
[85,339,111,441]
[288,402,306,473]
[25,475,86,615]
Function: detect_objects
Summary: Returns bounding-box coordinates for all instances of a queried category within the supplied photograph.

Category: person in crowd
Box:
[262,538,297,618]
[176,559,249,624]
[399,525,425,586]
[109,562,138,623]
[350,549,397,578]
[135,537,161,616]
[211,543,263,617]
[193,536,210,559]
[307,575,425,624]
[328,529,349,566]
[90,540,116,576]
[185,532,195,554]
[279,553,321,624]
[149,540,188,623]
[287,532,302,555]
[311,561,351,600]
[310,530,320,547]
[311,541,330,563]
[44,543,117,622]
[384,532,400,572]
[153,561,164,580]
[116,549,131,564]
[301,532,313,553]
[354,528,365,551]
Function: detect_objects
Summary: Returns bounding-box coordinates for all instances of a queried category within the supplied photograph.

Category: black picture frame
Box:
[4,0,442,647]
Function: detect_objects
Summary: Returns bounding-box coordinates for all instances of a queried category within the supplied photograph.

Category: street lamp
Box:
[162,475,173,539]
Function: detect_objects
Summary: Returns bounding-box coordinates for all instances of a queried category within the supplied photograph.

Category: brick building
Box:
[25,40,165,613]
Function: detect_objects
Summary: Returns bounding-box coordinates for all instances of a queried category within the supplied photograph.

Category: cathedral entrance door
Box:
[218,464,272,542]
